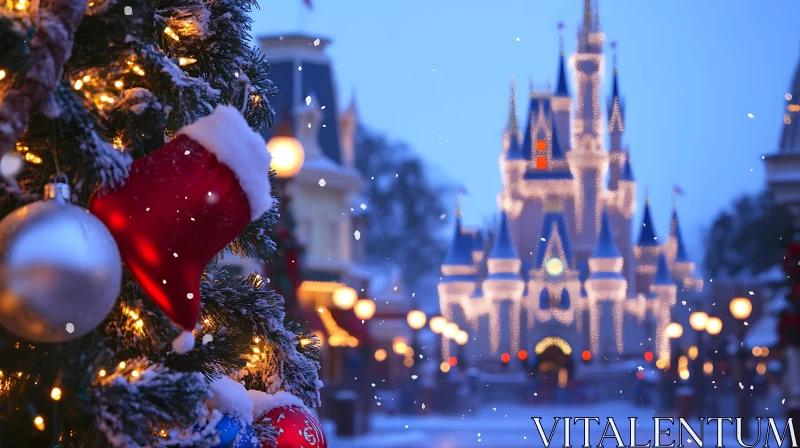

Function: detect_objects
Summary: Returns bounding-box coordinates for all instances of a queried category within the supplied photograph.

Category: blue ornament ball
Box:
[213,415,259,448]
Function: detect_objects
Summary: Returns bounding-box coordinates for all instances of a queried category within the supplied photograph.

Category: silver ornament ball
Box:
[0,179,122,342]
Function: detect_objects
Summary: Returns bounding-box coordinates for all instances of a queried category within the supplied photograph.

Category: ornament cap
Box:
[44,175,70,204]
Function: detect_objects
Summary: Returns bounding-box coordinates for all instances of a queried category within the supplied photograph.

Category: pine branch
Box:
[0,0,88,158]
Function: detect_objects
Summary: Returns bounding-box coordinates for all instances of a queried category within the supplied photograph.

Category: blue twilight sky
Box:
[252,1,800,268]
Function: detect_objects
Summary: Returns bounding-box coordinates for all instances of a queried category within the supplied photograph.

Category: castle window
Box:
[536,156,547,170]
[536,139,548,151]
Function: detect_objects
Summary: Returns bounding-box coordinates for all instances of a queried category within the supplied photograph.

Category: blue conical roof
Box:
[560,289,570,309]
[551,123,565,160]
[443,215,474,266]
[555,51,570,97]
[540,288,550,310]
[506,131,524,161]
[470,285,484,299]
[652,253,674,286]
[636,200,659,247]
[621,155,634,181]
[489,212,518,260]
[521,97,540,161]
[671,209,689,262]
[592,210,620,259]
[473,229,484,252]
[578,259,589,297]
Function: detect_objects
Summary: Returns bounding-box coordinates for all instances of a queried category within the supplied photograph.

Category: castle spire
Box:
[554,22,570,97]
[582,0,592,37]
[636,189,658,247]
[508,77,518,136]
[608,42,624,134]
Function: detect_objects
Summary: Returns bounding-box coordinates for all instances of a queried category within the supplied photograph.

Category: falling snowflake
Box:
[748,113,754,118]
[422,403,426,409]
[124,5,132,15]
[637,366,644,371]
[739,382,744,390]
[65,323,75,333]
[202,333,213,345]
[318,178,326,187]
[314,38,320,46]
[305,96,312,106]
[411,375,418,380]
[354,230,361,240]
[360,203,367,210]
[516,37,520,41]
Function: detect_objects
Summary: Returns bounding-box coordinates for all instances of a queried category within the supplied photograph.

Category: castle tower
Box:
[607,47,625,191]
[438,205,478,360]
[650,253,677,362]
[665,197,703,292]
[499,79,527,223]
[633,193,660,294]
[566,0,609,257]
[553,28,573,154]
[585,210,627,356]
[483,211,524,354]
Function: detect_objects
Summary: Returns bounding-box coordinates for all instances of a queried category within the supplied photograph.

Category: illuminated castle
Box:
[438,1,703,368]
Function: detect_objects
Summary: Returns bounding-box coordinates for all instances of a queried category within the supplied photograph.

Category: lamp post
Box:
[455,330,469,368]
[730,296,753,439]
[689,309,708,415]
[265,112,305,320]
[429,316,447,363]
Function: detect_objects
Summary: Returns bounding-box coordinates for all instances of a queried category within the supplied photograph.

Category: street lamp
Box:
[333,286,357,310]
[429,316,447,334]
[353,299,376,320]
[455,330,469,346]
[443,322,459,339]
[266,119,305,179]
[706,317,723,336]
[666,322,684,339]
[730,295,753,437]
[407,310,427,330]
[689,311,708,332]
[730,297,752,321]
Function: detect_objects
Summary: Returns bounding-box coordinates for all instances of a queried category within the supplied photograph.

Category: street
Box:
[326,401,791,448]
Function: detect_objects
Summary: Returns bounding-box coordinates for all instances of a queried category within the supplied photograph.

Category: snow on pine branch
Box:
[92,359,217,448]
[53,86,131,187]
[198,267,322,408]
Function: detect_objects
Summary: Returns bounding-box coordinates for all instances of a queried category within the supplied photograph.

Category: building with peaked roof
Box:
[438,1,703,372]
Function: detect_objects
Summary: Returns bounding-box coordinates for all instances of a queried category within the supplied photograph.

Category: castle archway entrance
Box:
[531,337,575,401]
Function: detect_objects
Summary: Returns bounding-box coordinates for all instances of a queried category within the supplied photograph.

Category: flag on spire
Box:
[459,186,469,195]
[673,185,684,196]
[303,0,312,9]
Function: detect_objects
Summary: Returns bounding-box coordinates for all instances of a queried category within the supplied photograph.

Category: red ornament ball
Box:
[260,405,326,448]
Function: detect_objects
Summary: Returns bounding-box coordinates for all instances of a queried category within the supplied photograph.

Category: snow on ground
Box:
[327,401,790,448]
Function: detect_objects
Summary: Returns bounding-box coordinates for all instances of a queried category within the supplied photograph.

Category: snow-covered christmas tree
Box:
[0,0,325,446]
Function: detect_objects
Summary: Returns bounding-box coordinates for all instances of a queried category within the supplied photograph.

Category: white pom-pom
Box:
[172,331,195,354]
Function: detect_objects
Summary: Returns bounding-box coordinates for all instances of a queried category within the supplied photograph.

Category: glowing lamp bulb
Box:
[266,120,304,179]
[333,286,357,310]
[730,297,752,320]
[443,322,459,339]
[666,322,683,339]
[705,317,723,336]
[353,299,376,320]
[454,330,469,345]
[374,349,387,361]
[689,311,708,332]
[407,310,427,330]
[429,316,447,334]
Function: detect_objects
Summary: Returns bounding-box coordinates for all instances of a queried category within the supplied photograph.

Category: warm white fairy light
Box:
[534,336,572,355]
[509,300,521,354]
[489,302,501,354]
